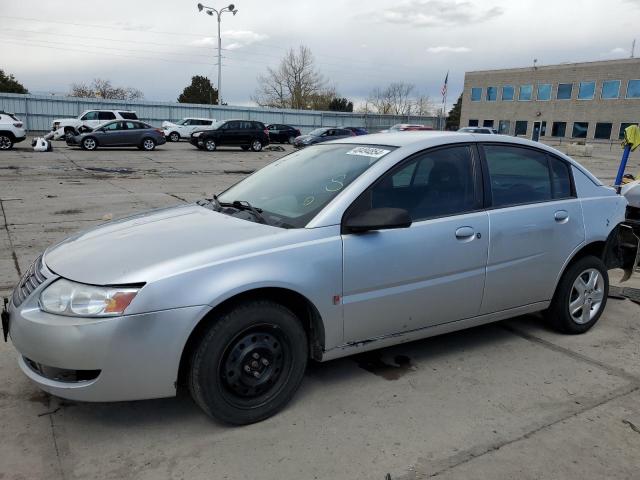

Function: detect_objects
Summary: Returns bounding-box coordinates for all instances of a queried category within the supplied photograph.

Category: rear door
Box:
[479,143,584,313]
[122,121,143,145]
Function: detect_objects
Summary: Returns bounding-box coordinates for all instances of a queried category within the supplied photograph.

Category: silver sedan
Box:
[3,132,637,425]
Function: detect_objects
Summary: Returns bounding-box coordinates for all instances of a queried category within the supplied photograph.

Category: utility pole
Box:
[197,3,238,105]
[632,39,636,59]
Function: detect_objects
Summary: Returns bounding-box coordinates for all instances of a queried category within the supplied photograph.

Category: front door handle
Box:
[455,226,475,240]
[554,210,569,222]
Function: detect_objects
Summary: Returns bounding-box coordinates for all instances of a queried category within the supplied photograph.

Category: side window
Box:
[98,111,116,121]
[103,122,120,131]
[549,157,573,199]
[119,112,138,120]
[81,111,99,121]
[483,145,553,207]
[125,122,138,129]
[361,146,479,222]
[225,121,239,129]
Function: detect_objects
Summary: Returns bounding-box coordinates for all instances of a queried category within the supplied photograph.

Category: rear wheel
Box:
[64,128,75,141]
[204,139,217,152]
[141,137,156,151]
[169,132,180,142]
[251,139,263,152]
[0,134,13,150]
[545,255,608,334]
[188,300,308,425]
[81,137,97,151]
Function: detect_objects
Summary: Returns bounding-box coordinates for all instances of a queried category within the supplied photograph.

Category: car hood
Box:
[295,135,318,143]
[44,204,284,285]
[162,121,177,128]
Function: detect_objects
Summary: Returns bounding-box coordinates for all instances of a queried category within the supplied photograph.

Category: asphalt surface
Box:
[1,139,639,480]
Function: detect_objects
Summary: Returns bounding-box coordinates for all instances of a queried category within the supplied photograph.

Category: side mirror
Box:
[344,208,412,233]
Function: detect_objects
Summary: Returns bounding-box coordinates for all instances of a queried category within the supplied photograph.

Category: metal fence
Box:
[0,92,438,134]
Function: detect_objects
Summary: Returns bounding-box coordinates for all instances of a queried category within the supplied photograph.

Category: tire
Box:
[204,139,217,152]
[188,300,308,425]
[64,128,76,141]
[0,134,13,150]
[288,136,296,145]
[169,132,180,142]
[241,146,250,151]
[545,255,608,334]
[81,137,98,151]
[250,139,263,152]
[141,137,156,151]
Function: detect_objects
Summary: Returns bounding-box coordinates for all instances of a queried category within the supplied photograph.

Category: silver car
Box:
[3,132,637,425]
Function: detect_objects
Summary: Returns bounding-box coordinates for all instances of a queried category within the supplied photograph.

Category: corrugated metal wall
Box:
[0,93,438,133]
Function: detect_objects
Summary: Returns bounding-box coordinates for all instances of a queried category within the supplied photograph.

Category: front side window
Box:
[518,85,533,101]
[594,122,612,139]
[102,122,122,131]
[557,83,573,100]
[514,121,528,136]
[572,122,589,138]
[552,122,567,137]
[483,145,552,207]
[601,80,621,99]
[353,145,480,223]
[81,111,99,121]
[578,81,595,100]
[537,84,552,101]
[471,87,482,101]
[218,144,396,228]
[502,85,514,101]
[627,80,640,98]
[486,87,497,101]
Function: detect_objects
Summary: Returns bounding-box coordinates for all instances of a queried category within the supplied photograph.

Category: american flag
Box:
[441,71,449,99]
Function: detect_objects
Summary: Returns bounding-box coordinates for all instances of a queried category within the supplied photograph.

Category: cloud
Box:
[609,47,628,55]
[193,30,268,50]
[427,46,471,53]
[373,1,504,27]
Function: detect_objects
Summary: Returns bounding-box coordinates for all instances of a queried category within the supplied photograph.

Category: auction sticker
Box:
[345,146,391,159]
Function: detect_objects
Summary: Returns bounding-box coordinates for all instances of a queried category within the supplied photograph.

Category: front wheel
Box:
[188,300,308,425]
[169,132,180,142]
[250,139,263,152]
[204,139,217,152]
[288,136,296,145]
[545,255,608,334]
[81,137,97,151]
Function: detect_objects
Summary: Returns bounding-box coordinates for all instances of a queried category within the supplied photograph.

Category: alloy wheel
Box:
[205,140,216,151]
[143,139,155,150]
[83,138,96,150]
[0,135,12,149]
[251,140,262,152]
[569,268,605,324]
[170,132,180,142]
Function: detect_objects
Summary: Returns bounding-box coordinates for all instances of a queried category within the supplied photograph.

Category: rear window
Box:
[119,112,138,120]
[252,122,265,130]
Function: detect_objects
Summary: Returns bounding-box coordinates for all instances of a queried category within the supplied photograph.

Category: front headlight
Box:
[39,279,140,317]
[192,131,202,138]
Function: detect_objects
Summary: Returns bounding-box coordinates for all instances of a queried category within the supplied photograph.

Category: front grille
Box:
[24,357,100,383]
[11,254,46,307]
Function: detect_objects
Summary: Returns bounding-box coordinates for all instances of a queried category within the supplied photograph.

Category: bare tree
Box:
[253,46,327,109]
[70,78,144,100]
[367,82,415,115]
[412,94,436,116]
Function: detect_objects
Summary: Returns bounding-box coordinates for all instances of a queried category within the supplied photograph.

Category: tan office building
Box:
[460,58,640,141]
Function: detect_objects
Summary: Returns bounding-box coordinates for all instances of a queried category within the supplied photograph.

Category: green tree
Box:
[178,76,219,104]
[0,69,28,94]
[446,93,462,130]
[328,97,354,112]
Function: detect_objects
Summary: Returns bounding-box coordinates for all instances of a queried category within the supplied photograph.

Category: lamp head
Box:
[228,4,235,10]
[197,3,203,11]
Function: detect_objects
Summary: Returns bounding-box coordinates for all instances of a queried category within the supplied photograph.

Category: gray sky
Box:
[1,0,639,109]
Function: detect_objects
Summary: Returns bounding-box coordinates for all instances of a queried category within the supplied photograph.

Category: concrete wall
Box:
[0,93,437,134]
[460,58,640,141]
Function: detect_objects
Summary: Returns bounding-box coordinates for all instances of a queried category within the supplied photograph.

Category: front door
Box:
[98,121,126,146]
[342,144,489,342]
[479,144,585,313]
[532,122,541,141]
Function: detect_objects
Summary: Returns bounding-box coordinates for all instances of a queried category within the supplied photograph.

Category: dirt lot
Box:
[1,140,640,480]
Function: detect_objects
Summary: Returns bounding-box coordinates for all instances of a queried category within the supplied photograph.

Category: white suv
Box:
[52,110,138,139]
[162,118,216,142]
[0,111,27,150]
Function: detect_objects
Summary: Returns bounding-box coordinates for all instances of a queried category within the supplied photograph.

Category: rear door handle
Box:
[554,210,569,222]
[455,226,475,240]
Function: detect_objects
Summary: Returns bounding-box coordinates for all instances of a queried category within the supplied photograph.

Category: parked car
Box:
[52,110,139,140]
[293,127,354,148]
[345,127,369,136]
[0,111,26,150]
[163,118,216,142]
[190,120,269,152]
[266,124,301,144]
[4,132,638,425]
[66,120,166,151]
[458,127,498,134]
[380,124,433,133]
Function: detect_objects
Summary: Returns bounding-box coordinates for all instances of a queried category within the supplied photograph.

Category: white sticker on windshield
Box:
[345,146,391,159]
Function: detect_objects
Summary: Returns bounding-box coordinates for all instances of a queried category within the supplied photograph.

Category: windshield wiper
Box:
[229,200,267,224]
[196,194,223,212]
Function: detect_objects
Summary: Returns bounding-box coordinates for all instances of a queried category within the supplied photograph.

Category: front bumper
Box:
[190,136,204,148]
[5,274,208,402]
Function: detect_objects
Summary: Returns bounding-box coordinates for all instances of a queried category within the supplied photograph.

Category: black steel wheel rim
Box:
[219,324,291,408]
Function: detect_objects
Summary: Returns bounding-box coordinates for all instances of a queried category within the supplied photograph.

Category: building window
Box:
[601,80,621,99]
[498,120,511,134]
[471,87,482,101]
[577,81,596,100]
[619,123,638,139]
[537,84,552,101]
[486,86,497,101]
[572,122,589,138]
[468,119,479,127]
[557,83,573,100]
[552,122,567,137]
[626,80,640,98]
[518,85,533,101]
[483,120,494,128]
[502,85,514,101]
[515,120,528,136]
[594,123,613,139]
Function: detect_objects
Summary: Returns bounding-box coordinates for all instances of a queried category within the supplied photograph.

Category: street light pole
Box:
[197,3,238,106]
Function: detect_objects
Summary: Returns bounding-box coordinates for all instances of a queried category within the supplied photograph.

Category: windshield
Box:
[217,144,396,228]
[176,119,188,125]
[389,124,403,131]
[308,128,329,136]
